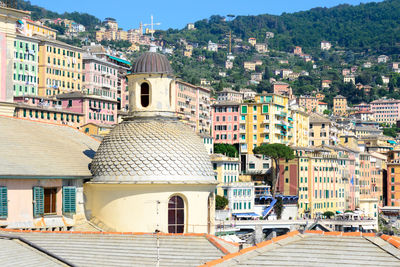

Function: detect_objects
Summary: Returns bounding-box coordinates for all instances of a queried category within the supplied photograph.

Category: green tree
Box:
[323,109,332,115]
[323,211,335,219]
[274,198,284,219]
[216,195,228,210]
[253,144,295,196]
[214,144,239,158]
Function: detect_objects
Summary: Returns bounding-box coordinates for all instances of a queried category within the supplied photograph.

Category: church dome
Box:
[90,118,216,184]
[132,52,173,74]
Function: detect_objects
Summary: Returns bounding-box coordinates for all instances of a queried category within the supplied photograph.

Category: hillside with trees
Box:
[163,0,400,54]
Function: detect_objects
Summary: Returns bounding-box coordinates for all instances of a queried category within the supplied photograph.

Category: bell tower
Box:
[127,46,176,118]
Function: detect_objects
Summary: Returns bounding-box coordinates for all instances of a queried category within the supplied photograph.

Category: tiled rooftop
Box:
[0,116,99,177]
[0,230,231,267]
[202,231,400,267]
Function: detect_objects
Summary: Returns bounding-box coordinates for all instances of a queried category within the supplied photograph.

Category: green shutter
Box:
[241,105,247,114]
[0,187,8,219]
[33,187,44,217]
[63,186,76,214]
[262,105,268,113]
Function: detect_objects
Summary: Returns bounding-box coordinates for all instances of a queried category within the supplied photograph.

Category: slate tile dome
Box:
[90,118,216,184]
[132,52,173,74]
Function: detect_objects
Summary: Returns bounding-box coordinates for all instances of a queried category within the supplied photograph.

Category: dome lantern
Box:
[127,49,176,118]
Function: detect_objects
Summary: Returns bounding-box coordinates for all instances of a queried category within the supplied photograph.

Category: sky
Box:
[30,0,381,30]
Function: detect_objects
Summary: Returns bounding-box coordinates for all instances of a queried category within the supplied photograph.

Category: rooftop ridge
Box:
[0,114,100,143]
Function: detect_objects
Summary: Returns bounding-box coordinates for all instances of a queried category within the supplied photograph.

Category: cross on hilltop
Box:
[143,15,161,41]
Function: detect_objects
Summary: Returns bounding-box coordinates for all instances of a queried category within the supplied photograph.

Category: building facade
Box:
[212,102,240,144]
[37,39,83,96]
[12,35,39,96]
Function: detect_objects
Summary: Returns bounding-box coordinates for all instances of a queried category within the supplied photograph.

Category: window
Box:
[62,186,76,214]
[33,187,44,217]
[249,163,255,169]
[241,106,247,114]
[0,187,7,219]
[168,196,184,233]
[262,105,268,113]
[140,82,150,107]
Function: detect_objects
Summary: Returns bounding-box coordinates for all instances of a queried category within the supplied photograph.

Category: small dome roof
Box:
[90,118,216,184]
[132,52,173,74]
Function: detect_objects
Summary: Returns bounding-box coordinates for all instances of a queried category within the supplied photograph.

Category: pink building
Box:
[13,95,84,128]
[370,98,400,124]
[175,80,211,134]
[57,92,118,125]
[212,102,240,144]
[82,53,119,101]
[82,44,131,112]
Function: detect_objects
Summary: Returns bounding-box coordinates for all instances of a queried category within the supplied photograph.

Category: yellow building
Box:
[290,109,309,147]
[279,147,346,218]
[23,18,57,40]
[239,94,291,154]
[333,95,348,116]
[309,113,335,146]
[81,123,114,137]
[0,6,29,103]
[37,38,83,96]
[211,154,240,197]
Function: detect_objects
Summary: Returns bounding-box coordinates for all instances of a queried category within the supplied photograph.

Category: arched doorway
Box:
[168,196,184,233]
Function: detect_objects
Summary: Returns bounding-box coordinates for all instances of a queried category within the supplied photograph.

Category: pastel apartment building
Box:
[309,113,337,146]
[333,95,347,116]
[13,95,84,128]
[12,35,39,96]
[298,95,318,113]
[239,94,292,155]
[82,53,119,101]
[212,102,240,144]
[279,146,351,219]
[57,92,118,125]
[19,18,57,40]
[273,81,293,99]
[0,6,30,104]
[37,38,83,96]
[175,80,211,134]
[370,98,400,124]
[211,154,241,197]
[217,88,243,103]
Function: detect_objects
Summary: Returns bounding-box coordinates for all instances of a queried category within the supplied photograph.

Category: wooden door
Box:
[44,188,57,214]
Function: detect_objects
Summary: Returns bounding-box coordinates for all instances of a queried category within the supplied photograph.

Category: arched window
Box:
[140,82,150,107]
[168,196,184,233]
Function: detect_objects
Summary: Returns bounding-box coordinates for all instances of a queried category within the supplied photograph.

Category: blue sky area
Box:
[30,0,381,30]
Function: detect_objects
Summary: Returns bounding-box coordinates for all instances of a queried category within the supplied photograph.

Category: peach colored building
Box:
[298,95,318,113]
[212,102,240,144]
[273,81,293,99]
[293,46,302,55]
